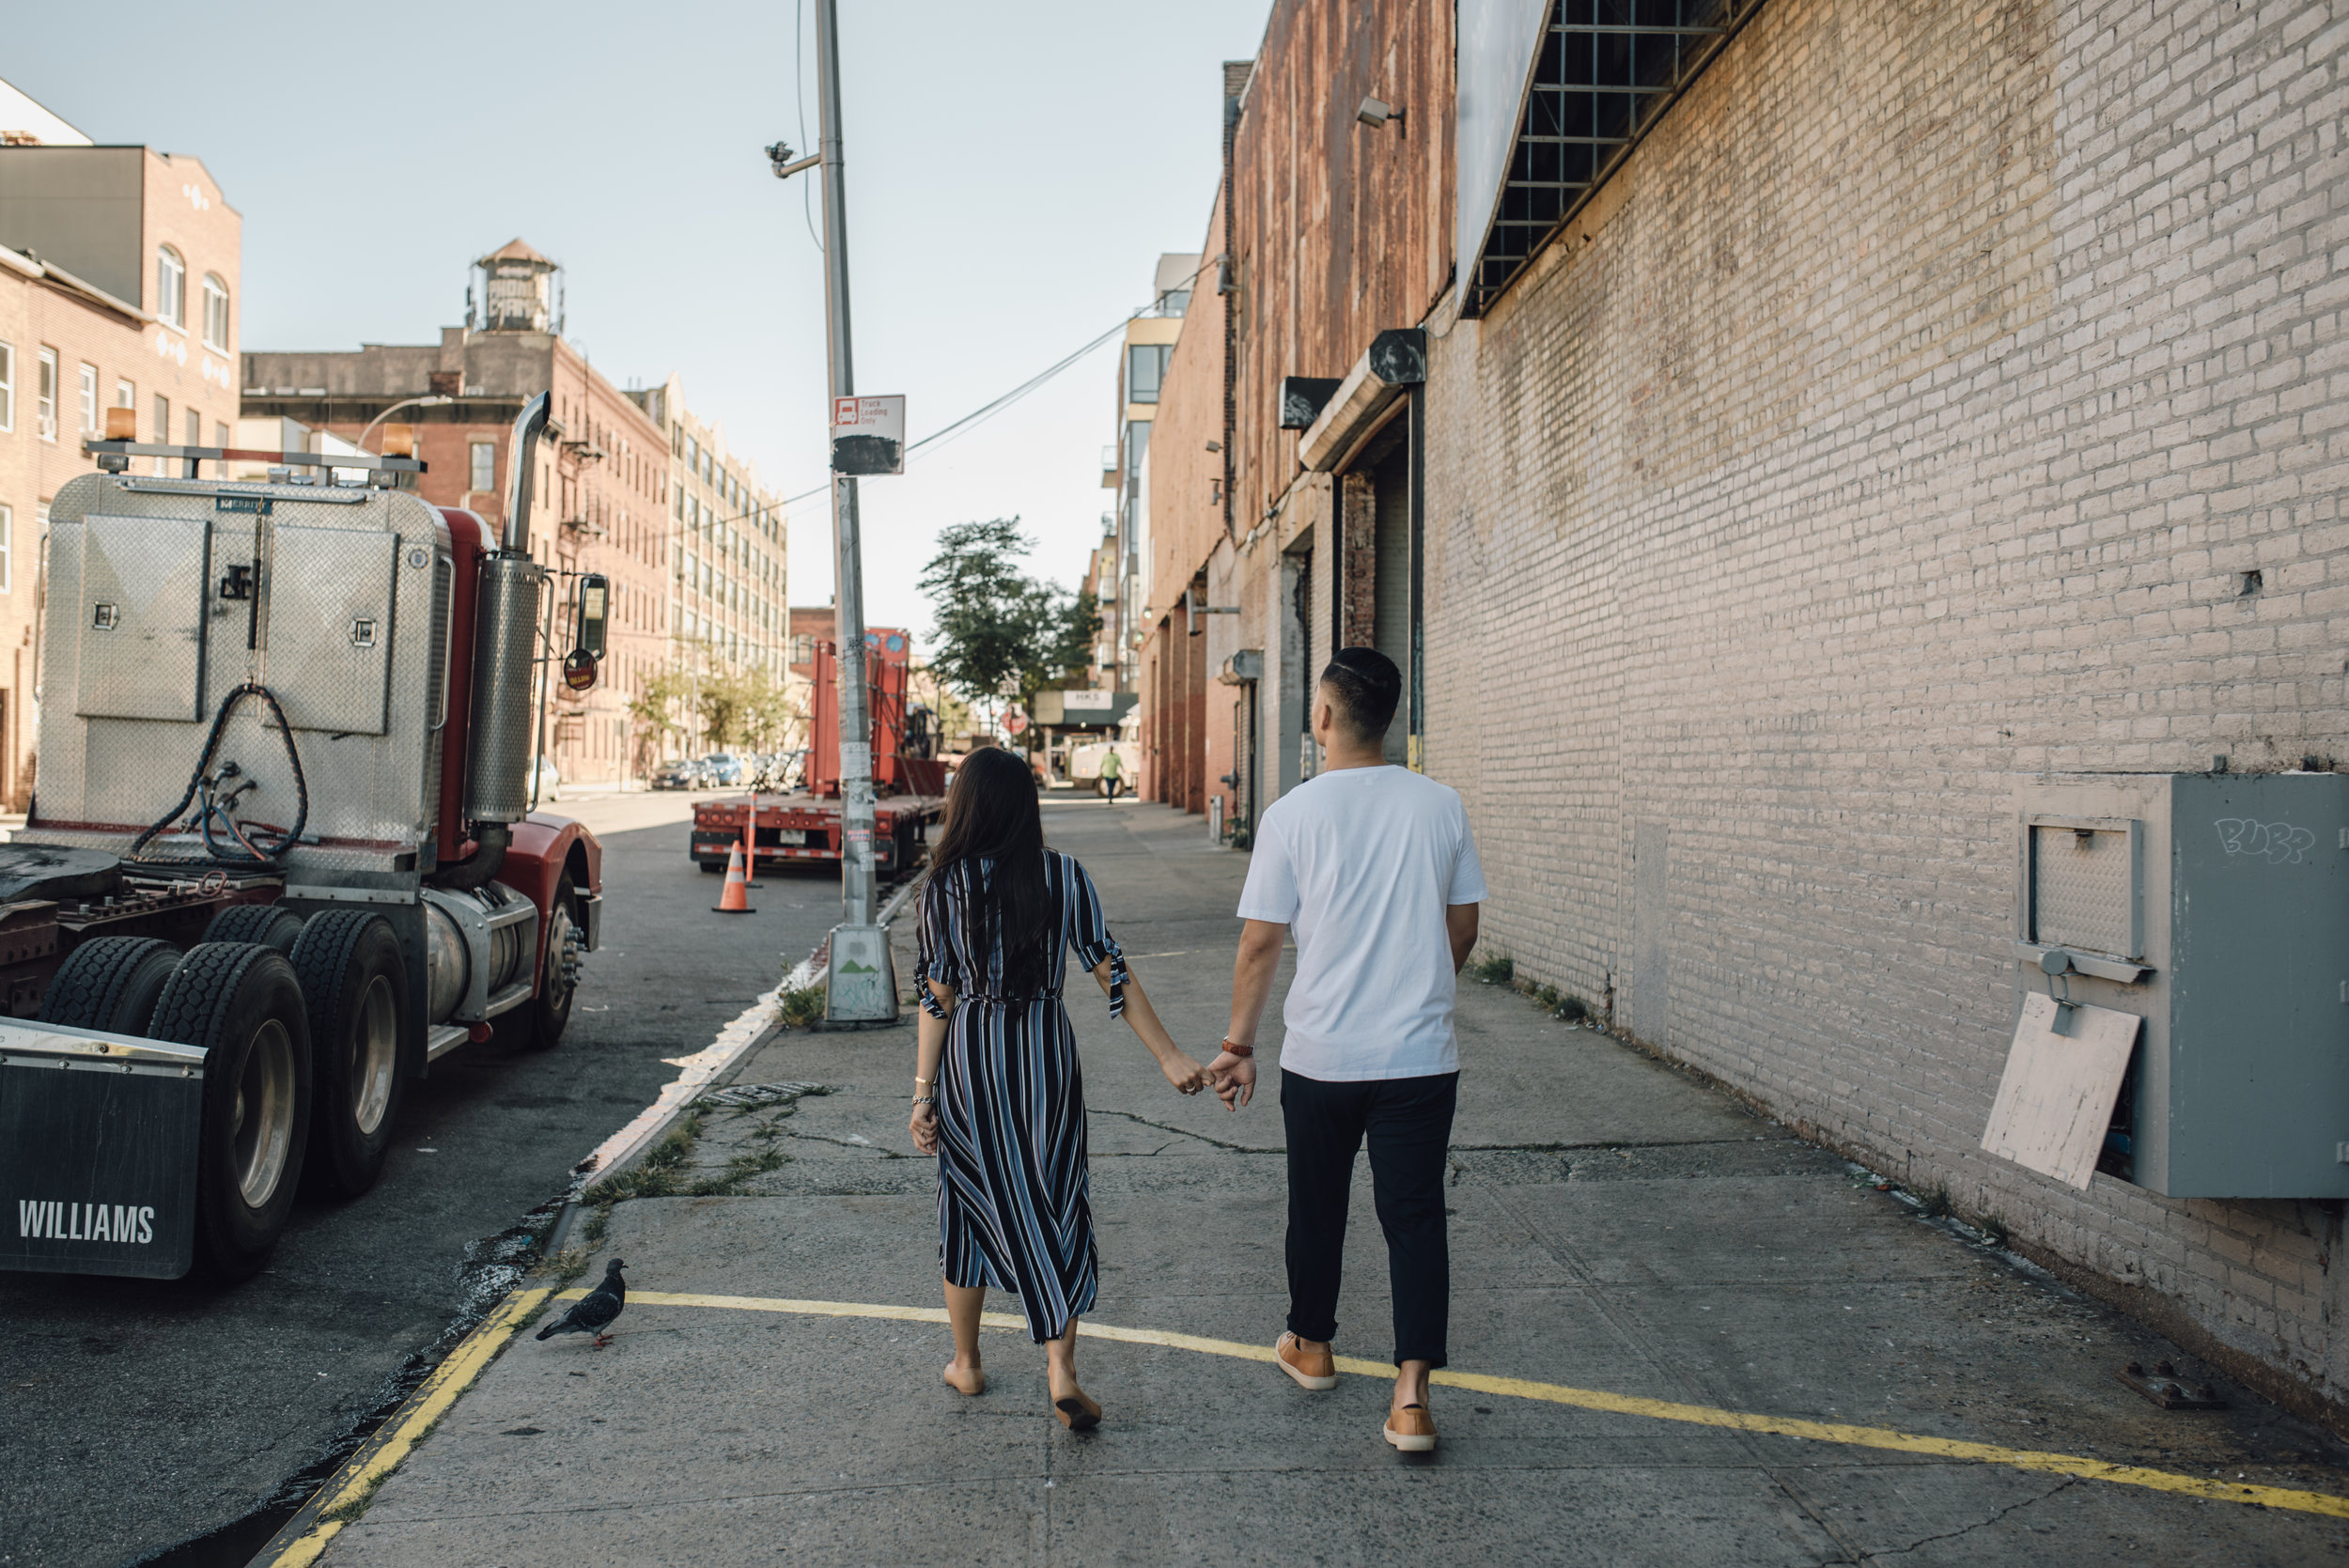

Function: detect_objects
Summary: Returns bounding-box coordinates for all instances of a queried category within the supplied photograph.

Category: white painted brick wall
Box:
[1422,0,2349,1412]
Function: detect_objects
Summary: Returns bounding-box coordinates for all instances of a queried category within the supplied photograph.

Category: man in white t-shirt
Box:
[1208,646,1487,1453]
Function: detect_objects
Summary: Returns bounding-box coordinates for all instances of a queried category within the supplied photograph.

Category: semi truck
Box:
[0,394,601,1282]
[689,628,945,877]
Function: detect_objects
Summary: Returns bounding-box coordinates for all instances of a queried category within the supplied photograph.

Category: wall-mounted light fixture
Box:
[1357,97,1405,131]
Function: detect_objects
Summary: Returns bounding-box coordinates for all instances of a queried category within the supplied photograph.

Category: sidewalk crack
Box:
[1087,1109,1254,1152]
[1822,1477,2078,1563]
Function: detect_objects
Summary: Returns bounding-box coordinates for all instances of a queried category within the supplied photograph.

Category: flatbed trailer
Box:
[691,628,945,877]
[690,791,944,877]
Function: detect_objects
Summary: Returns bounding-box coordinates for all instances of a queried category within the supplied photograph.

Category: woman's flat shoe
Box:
[1052,1389,1102,1431]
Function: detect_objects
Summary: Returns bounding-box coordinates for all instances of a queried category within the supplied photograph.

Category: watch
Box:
[1219,1038,1254,1059]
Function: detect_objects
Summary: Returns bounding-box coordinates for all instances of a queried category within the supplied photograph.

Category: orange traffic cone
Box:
[712,841,756,914]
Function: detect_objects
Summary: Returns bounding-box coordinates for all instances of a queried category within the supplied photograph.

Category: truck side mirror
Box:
[576,572,609,659]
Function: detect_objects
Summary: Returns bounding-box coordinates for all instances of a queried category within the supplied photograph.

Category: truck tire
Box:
[502,875,582,1052]
[39,936,181,1035]
[202,903,305,954]
[289,911,408,1200]
[149,943,313,1283]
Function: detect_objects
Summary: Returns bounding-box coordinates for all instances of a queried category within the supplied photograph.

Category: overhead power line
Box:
[776,262,1208,509]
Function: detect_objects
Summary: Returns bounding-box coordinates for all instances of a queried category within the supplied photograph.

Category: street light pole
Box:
[814,0,878,937]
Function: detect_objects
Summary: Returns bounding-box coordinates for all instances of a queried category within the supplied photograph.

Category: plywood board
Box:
[1981,993,2139,1189]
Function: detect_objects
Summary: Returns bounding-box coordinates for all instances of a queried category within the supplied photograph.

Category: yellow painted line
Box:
[264,1287,553,1568]
[572,1287,2349,1521]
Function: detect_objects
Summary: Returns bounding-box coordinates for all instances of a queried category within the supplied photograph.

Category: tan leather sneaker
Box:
[1275,1331,1338,1390]
[1383,1403,1437,1452]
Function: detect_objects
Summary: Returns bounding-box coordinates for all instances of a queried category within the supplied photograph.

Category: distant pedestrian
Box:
[908,746,1211,1430]
[1097,745,1124,802]
[1208,648,1486,1452]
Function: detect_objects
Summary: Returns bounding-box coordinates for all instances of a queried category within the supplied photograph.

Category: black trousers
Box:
[1281,1067,1458,1369]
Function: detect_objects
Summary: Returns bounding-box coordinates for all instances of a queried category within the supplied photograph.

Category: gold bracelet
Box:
[914,1075,935,1087]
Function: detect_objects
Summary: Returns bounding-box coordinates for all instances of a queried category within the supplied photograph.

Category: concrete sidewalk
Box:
[303,801,2348,1565]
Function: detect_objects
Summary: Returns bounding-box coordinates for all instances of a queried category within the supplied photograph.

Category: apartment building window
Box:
[156,246,185,330]
[0,505,11,593]
[201,274,229,351]
[185,408,201,446]
[36,349,55,440]
[0,343,12,432]
[1127,343,1170,403]
[214,421,227,447]
[116,379,134,413]
[77,365,97,435]
[470,442,495,492]
[152,394,168,474]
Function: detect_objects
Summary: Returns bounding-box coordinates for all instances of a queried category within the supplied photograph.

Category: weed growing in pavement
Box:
[1921,1184,1953,1219]
[1465,952,1515,986]
[318,1466,393,1527]
[780,981,827,1029]
[1979,1213,2012,1249]
[689,1147,790,1196]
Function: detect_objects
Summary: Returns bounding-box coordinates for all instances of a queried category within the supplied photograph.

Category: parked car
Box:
[701,753,745,787]
[652,758,699,791]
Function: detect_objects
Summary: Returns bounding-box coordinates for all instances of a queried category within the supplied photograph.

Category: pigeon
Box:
[537,1259,627,1348]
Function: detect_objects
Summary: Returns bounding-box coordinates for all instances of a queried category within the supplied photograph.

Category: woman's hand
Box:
[1159,1050,1211,1096]
[910,1102,941,1155]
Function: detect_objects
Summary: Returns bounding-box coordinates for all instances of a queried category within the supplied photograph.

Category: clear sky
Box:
[6,0,1270,638]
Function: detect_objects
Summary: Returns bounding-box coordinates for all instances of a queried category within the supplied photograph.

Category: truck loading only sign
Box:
[831,396,906,476]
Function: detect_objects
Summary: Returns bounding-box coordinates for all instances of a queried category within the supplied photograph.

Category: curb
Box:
[252,878,923,1560]
[255,1286,552,1566]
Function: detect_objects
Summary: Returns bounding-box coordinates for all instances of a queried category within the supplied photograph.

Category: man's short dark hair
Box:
[1319,646,1401,740]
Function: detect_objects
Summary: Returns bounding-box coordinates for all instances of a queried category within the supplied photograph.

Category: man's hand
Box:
[1208,1050,1256,1110]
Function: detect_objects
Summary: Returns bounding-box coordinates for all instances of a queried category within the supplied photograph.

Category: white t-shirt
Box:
[1237,766,1488,1081]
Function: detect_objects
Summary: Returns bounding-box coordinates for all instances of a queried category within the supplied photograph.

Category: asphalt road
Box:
[0,791,845,1568]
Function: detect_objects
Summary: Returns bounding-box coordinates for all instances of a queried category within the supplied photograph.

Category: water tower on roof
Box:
[475,238,558,334]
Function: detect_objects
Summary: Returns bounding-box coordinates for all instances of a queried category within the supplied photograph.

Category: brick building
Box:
[244,241,785,787]
[0,83,242,809]
[1143,0,2349,1421]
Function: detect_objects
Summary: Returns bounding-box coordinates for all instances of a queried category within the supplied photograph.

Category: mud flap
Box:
[0,1024,204,1279]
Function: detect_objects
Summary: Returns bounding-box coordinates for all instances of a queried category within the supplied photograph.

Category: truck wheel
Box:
[39,936,181,1035]
[289,911,408,1200]
[149,943,313,1283]
[202,904,305,954]
[509,875,582,1052]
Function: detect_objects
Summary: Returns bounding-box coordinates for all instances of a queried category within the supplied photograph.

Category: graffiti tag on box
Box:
[2214,818,2316,864]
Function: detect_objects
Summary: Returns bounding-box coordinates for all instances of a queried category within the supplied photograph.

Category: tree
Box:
[922,521,1108,745]
[629,665,699,759]
[920,520,1040,722]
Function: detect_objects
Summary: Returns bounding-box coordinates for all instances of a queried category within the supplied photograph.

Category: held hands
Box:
[1208,1051,1256,1110]
[1159,1050,1212,1096]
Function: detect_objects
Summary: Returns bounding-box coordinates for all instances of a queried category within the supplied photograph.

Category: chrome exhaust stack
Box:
[462,393,550,830]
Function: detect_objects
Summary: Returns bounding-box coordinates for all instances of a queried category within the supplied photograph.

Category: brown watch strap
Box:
[1220,1038,1255,1059]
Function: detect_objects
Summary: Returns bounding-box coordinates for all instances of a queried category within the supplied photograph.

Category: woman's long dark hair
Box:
[929,747,1050,995]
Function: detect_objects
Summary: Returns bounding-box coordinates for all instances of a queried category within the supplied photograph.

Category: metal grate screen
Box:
[1466,0,1766,317]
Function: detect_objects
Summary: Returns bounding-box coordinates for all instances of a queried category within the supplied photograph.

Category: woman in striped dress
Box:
[909,747,1210,1430]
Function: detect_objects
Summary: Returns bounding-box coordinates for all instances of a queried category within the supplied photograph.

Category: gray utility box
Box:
[2012,771,2349,1199]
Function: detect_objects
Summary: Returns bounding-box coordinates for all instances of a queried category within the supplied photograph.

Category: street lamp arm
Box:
[357,394,455,451]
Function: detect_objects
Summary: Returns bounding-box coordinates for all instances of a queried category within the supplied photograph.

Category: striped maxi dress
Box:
[915,849,1124,1343]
